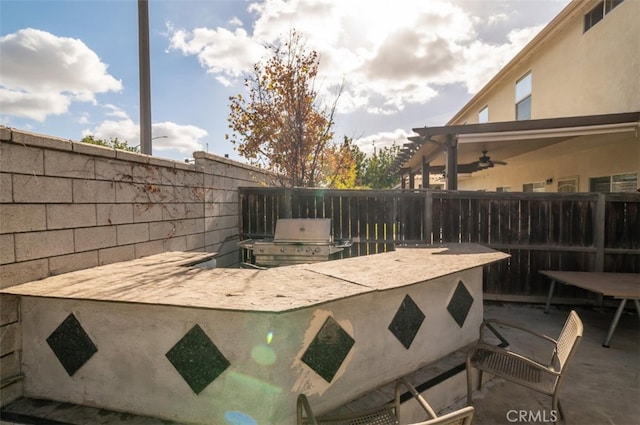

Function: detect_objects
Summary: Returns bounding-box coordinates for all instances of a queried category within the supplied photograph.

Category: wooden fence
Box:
[239,188,640,301]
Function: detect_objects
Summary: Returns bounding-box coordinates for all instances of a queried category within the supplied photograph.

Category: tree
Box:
[81,135,139,152]
[359,143,400,189]
[226,30,353,187]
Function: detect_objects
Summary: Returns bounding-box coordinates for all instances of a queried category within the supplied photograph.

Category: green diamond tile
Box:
[301,317,355,383]
[447,280,474,328]
[166,324,230,394]
[46,314,98,376]
[388,295,425,349]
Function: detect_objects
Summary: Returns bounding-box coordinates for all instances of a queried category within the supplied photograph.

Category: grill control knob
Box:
[314,247,321,253]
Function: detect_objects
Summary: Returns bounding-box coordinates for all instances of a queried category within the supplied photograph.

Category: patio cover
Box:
[391,111,640,189]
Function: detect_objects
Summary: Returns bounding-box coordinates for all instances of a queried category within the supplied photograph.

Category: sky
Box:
[1,0,571,163]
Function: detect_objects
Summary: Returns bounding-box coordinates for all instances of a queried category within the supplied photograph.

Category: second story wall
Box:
[452,0,639,125]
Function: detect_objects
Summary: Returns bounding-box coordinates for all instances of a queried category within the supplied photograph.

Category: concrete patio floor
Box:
[1,302,638,424]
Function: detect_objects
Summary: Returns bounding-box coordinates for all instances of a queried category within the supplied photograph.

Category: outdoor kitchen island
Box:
[2,244,508,425]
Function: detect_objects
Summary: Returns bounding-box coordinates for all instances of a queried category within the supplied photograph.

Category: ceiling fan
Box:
[475,150,507,169]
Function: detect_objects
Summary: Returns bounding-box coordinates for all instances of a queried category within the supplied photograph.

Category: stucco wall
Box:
[0,126,272,405]
[457,131,640,192]
[18,268,482,424]
[455,0,640,125]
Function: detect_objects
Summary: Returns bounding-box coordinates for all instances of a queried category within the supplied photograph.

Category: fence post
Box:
[594,193,606,272]
[424,190,432,244]
[283,189,292,218]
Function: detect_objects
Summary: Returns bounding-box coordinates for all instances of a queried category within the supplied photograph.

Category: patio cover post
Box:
[422,156,430,189]
[445,134,458,190]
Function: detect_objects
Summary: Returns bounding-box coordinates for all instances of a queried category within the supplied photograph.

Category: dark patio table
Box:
[539,270,640,347]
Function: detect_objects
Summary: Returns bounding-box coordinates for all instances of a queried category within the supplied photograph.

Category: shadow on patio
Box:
[444,302,639,425]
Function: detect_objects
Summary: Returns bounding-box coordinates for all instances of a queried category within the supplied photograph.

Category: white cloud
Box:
[84,116,208,154]
[354,128,415,156]
[0,28,122,121]
[167,0,544,116]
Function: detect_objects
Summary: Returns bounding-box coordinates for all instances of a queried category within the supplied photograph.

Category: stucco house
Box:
[393,0,640,192]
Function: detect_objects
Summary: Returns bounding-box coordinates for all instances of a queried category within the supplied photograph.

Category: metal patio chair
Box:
[297,378,474,425]
[466,310,583,422]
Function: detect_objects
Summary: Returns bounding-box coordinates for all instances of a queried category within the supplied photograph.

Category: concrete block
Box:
[131,163,162,184]
[0,294,19,325]
[133,203,163,223]
[205,215,238,232]
[0,259,48,288]
[47,204,97,229]
[73,179,116,203]
[163,235,187,252]
[116,182,174,204]
[0,204,46,234]
[15,230,74,262]
[0,173,12,203]
[12,175,72,203]
[0,322,21,357]
[185,233,206,251]
[162,203,185,221]
[149,221,179,240]
[95,158,133,181]
[0,142,44,175]
[0,234,15,265]
[74,226,117,252]
[185,203,205,219]
[98,245,135,266]
[72,140,117,158]
[0,127,11,141]
[117,223,149,245]
[10,129,73,151]
[49,251,99,276]
[134,240,164,258]
[97,204,134,226]
[44,150,95,179]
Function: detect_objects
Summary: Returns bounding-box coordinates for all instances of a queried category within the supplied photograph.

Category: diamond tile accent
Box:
[301,317,355,383]
[46,314,98,376]
[388,295,425,349]
[166,324,230,394]
[447,280,474,328]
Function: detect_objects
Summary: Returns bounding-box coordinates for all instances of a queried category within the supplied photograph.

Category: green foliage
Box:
[81,135,139,152]
[359,143,400,189]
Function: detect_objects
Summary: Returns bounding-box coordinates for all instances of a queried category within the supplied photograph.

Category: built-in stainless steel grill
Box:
[238,218,352,267]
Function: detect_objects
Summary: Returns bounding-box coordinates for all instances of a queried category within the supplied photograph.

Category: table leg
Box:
[544,279,556,314]
[603,299,627,348]
[634,299,640,320]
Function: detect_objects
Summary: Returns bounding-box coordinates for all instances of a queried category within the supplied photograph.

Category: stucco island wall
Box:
[3,245,509,424]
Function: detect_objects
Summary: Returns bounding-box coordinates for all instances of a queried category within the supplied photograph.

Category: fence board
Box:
[238,188,640,299]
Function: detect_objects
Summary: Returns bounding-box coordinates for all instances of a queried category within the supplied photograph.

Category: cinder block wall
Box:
[0,127,272,405]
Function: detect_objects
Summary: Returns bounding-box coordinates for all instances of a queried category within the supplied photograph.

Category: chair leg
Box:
[466,366,474,405]
[554,396,564,424]
[477,370,483,390]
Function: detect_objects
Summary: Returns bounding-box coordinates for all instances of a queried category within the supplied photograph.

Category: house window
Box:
[478,106,489,124]
[590,172,638,192]
[523,181,545,192]
[557,176,579,193]
[584,0,623,32]
[515,72,532,121]
[496,186,511,192]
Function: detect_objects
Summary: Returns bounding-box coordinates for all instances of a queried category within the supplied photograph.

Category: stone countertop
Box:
[1,244,509,312]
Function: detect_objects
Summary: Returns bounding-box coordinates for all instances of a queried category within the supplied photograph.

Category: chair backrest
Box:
[554,310,583,370]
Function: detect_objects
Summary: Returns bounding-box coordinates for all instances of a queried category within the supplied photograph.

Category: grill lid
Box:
[273,218,332,244]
